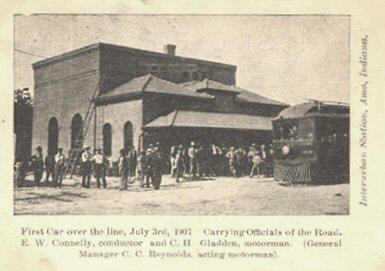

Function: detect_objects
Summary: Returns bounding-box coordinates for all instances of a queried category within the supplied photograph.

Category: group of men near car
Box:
[169,142,274,182]
[16,140,274,190]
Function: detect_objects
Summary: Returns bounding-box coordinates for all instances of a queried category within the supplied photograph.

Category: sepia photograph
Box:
[13,14,350,215]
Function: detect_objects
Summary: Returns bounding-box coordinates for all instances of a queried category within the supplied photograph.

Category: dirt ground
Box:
[14,175,349,215]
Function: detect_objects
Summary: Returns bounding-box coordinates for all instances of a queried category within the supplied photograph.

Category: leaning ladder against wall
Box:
[64,77,103,179]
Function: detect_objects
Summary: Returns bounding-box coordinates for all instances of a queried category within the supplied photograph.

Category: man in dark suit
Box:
[30,146,44,187]
[152,145,164,190]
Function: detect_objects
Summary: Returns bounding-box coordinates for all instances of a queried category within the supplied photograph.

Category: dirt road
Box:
[14,175,349,215]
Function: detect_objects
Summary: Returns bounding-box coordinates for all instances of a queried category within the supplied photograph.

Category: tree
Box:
[14,87,33,106]
[14,88,33,161]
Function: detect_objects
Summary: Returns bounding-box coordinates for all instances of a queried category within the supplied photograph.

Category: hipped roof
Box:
[143,110,273,131]
[275,102,350,119]
[98,75,212,101]
[98,74,287,107]
[181,80,287,106]
[180,79,241,94]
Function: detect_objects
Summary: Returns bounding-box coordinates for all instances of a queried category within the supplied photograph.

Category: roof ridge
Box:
[170,110,179,127]
[141,74,153,92]
[154,75,179,86]
[238,88,288,106]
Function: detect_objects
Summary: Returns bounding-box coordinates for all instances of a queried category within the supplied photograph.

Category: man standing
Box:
[260,145,267,177]
[211,144,222,177]
[14,160,26,188]
[143,148,154,188]
[30,146,44,187]
[128,146,137,179]
[93,148,107,189]
[54,148,66,188]
[152,145,163,190]
[250,149,262,178]
[188,142,197,180]
[175,145,185,183]
[81,146,92,188]
[169,145,177,177]
[235,147,246,177]
[137,150,146,188]
[44,153,56,185]
[247,143,258,173]
[226,146,237,178]
[118,149,129,191]
[266,144,274,177]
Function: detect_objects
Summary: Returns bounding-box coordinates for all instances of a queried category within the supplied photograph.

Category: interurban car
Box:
[272,100,349,184]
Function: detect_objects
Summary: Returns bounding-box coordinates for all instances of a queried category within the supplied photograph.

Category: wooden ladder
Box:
[64,77,103,179]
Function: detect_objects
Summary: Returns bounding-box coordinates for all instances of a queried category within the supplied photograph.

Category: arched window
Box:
[123,121,133,152]
[71,114,83,150]
[103,123,112,156]
[48,117,59,155]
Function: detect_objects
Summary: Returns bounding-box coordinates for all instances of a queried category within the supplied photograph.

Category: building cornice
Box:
[32,42,237,71]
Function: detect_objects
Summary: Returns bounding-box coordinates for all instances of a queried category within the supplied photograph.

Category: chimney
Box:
[164,44,176,56]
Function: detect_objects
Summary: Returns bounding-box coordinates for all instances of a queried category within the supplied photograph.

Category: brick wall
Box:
[96,99,143,161]
[99,44,236,93]
[32,48,100,155]
[32,43,240,158]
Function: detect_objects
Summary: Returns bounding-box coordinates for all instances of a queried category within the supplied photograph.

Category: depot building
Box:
[32,43,288,159]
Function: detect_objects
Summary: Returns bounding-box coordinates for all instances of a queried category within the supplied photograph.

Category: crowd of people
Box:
[169,142,274,182]
[14,141,274,190]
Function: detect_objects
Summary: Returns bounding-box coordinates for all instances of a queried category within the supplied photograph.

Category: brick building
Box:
[32,43,287,159]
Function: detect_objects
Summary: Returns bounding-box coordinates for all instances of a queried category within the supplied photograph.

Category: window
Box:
[123,121,133,153]
[71,113,83,150]
[182,72,189,81]
[299,119,314,139]
[201,72,211,80]
[103,123,112,156]
[48,117,59,155]
[273,121,299,141]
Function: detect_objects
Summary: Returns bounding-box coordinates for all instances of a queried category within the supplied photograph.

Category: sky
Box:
[14,15,350,105]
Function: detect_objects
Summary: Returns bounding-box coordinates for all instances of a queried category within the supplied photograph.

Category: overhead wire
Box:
[14,48,46,59]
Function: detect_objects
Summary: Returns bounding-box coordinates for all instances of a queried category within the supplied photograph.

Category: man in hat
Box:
[247,143,258,173]
[81,146,92,188]
[14,159,26,188]
[169,145,177,177]
[211,143,222,177]
[250,149,262,178]
[235,146,247,177]
[259,145,267,177]
[30,146,44,187]
[175,144,185,182]
[143,147,154,188]
[44,152,56,185]
[128,146,137,179]
[226,146,237,177]
[118,149,129,190]
[152,145,164,190]
[54,148,66,188]
[188,141,197,180]
[137,150,147,187]
[266,144,274,177]
[93,148,108,189]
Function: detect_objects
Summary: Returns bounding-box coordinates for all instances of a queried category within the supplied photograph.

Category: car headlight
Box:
[282,145,290,155]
